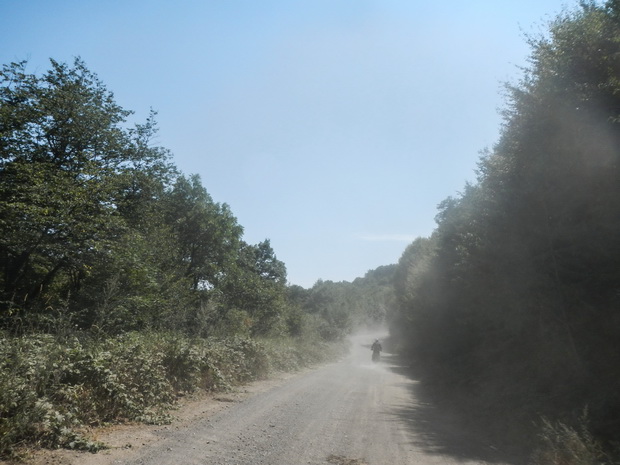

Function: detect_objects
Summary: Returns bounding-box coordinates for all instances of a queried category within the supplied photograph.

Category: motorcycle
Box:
[371,340,382,362]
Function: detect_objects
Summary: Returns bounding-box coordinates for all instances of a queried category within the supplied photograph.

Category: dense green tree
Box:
[0,56,374,349]
[303,280,353,340]
[299,267,396,341]
[351,265,396,326]
[0,58,296,340]
[0,59,172,321]
[217,240,288,336]
[391,0,620,449]
[163,174,243,290]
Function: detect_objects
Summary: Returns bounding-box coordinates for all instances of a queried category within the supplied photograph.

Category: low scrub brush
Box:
[531,411,616,465]
[0,330,344,458]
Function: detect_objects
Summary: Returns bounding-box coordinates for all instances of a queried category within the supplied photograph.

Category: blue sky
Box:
[2,0,573,288]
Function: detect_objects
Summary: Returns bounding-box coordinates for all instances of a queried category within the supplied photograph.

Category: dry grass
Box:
[530,412,615,465]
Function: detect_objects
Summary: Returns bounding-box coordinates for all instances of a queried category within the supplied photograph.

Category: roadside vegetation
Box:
[388,2,620,463]
[0,59,393,459]
[6,3,618,464]
[0,330,345,457]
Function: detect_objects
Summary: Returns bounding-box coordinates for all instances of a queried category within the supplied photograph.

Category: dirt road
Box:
[30,333,520,465]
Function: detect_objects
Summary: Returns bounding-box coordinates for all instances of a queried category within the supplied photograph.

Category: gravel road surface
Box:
[96,332,515,465]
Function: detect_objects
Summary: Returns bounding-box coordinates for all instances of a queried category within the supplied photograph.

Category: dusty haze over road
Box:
[32,333,518,465]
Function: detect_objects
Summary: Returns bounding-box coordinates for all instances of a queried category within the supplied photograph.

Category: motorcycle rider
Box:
[371,339,382,361]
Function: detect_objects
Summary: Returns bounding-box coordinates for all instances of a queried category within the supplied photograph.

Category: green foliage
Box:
[0,58,296,340]
[0,59,171,319]
[0,334,107,456]
[0,331,344,458]
[0,56,356,459]
[351,265,397,326]
[389,1,620,457]
[163,174,243,291]
[214,239,290,337]
[298,268,396,341]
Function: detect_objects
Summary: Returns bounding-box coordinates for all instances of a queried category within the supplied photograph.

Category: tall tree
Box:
[218,239,288,336]
[0,59,172,321]
[163,174,243,291]
[391,0,620,444]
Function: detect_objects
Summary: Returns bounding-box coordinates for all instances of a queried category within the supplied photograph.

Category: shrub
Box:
[531,412,615,465]
[0,334,105,456]
[0,330,345,458]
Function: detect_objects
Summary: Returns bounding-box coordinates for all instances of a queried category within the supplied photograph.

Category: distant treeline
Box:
[389,2,620,462]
